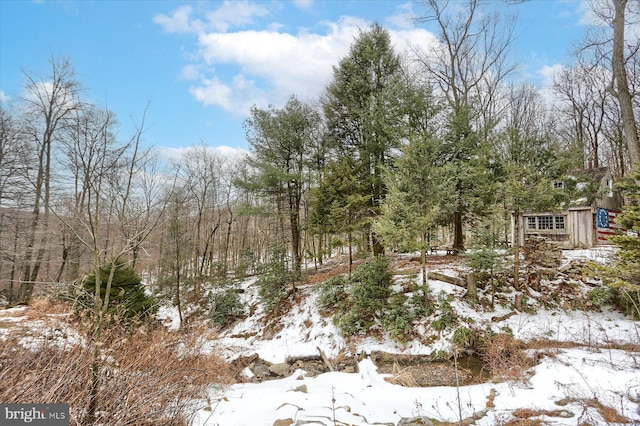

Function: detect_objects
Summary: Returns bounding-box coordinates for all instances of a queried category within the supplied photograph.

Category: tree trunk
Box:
[290,206,301,276]
[427,271,467,287]
[421,230,427,287]
[513,211,521,290]
[466,273,478,303]
[611,0,640,163]
[372,232,385,256]
[453,210,464,253]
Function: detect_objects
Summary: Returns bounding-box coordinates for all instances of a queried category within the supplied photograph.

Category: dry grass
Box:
[502,420,547,426]
[384,362,419,387]
[586,398,631,423]
[513,408,574,419]
[28,297,71,316]
[555,396,632,424]
[482,333,533,382]
[0,318,234,425]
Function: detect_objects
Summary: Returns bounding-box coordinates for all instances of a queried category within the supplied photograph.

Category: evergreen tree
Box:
[602,164,640,318]
[309,155,369,273]
[244,96,320,276]
[374,134,443,286]
[415,0,517,252]
[496,84,570,289]
[438,107,497,253]
[322,23,411,255]
[80,263,156,322]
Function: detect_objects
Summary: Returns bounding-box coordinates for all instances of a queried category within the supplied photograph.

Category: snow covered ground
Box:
[189,246,640,425]
[193,349,639,425]
[1,247,638,425]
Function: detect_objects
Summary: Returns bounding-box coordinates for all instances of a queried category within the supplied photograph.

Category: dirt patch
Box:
[305,258,363,285]
[371,351,490,387]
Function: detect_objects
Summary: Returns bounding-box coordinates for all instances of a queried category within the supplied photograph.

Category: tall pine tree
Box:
[244,96,320,275]
[322,23,410,255]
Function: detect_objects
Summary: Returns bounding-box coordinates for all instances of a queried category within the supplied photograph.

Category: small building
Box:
[512,167,624,249]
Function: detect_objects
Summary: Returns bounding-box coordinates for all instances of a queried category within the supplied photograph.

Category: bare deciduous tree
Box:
[586,0,640,165]
[17,57,81,303]
[609,0,640,163]
[415,0,517,251]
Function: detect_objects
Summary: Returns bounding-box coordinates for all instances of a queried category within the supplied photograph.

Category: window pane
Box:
[527,217,536,230]
[555,216,565,230]
[538,216,553,230]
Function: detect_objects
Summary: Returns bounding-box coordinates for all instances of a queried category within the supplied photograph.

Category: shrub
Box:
[257,246,294,313]
[210,287,245,327]
[382,293,415,343]
[432,291,458,331]
[586,278,640,319]
[235,249,258,278]
[410,284,435,318]
[609,280,640,319]
[480,333,531,382]
[337,256,393,336]
[587,285,617,309]
[315,275,348,313]
[78,263,156,322]
[594,164,640,319]
[452,326,479,352]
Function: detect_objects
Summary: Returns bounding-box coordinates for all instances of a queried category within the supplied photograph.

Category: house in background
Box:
[512,167,624,249]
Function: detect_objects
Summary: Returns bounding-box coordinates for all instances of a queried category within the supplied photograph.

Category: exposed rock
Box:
[293,384,307,393]
[273,419,293,426]
[269,362,291,377]
[252,364,271,380]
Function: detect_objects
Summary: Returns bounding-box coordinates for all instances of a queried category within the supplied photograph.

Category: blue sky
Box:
[0,0,591,154]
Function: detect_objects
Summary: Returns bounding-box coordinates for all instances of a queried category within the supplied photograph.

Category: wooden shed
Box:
[511,167,624,249]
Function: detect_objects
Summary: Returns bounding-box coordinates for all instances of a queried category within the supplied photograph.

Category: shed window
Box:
[538,216,553,230]
[525,215,566,232]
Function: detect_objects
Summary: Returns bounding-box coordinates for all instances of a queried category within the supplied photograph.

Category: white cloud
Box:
[156,145,249,162]
[180,64,204,81]
[186,16,437,114]
[153,5,203,34]
[386,2,415,30]
[537,63,565,106]
[21,81,79,111]
[576,0,601,27]
[156,2,439,115]
[204,1,269,32]
[538,63,565,81]
[154,1,269,34]
[0,90,9,103]
[293,0,314,11]
[189,74,269,115]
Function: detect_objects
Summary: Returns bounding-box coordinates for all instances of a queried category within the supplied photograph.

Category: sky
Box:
[0,0,593,156]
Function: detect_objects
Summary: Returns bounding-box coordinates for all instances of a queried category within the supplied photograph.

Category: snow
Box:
[1,247,638,425]
[194,349,640,426]
[189,247,640,425]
